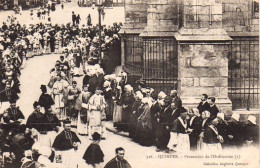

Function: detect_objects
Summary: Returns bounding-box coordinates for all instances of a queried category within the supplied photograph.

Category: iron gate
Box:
[228,36,259,110]
[123,36,178,94]
[143,38,178,94]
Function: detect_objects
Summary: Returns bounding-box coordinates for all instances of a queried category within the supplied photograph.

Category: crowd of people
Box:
[109,86,259,153]
[0,9,259,168]
[0,19,122,98]
[0,19,131,168]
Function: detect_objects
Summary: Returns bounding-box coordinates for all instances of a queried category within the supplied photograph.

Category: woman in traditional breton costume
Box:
[197,110,211,150]
[121,85,135,131]
[226,113,244,148]
[67,81,82,127]
[77,84,92,135]
[112,77,123,128]
[245,115,259,146]
[216,113,228,148]
[129,91,143,139]
[169,108,191,153]
[88,88,106,139]
[52,75,70,120]
[202,118,224,151]
[188,108,202,150]
[137,97,153,146]
[103,80,113,121]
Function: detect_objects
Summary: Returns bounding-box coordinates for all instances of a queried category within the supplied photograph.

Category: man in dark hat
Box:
[52,119,81,168]
[38,85,55,112]
[26,101,44,132]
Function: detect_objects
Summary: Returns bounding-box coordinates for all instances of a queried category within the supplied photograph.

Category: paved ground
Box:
[0,1,125,26]
[1,53,257,168]
[0,4,259,168]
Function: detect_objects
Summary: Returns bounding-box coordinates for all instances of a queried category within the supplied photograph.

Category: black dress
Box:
[188,116,202,150]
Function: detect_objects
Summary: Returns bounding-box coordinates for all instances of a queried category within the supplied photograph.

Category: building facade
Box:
[119,0,259,115]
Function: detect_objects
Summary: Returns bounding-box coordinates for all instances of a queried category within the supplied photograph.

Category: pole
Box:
[98,7,102,64]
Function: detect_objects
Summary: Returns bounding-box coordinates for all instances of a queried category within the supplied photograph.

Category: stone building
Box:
[119,0,259,115]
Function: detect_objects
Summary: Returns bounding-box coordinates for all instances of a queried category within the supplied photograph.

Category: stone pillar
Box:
[139,0,179,94]
[175,0,233,116]
[119,0,148,34]
[141,0,179,36]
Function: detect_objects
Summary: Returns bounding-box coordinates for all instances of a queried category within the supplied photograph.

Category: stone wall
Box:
[178,42,232,115]
[222,0,259,33]
[120,0,258,113]
[182,0,222,29]
[178,43,229,97]
[121,0,148,34]
[140,0,179,37]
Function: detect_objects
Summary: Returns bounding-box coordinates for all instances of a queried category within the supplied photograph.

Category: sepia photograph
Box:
[0,0,259,167]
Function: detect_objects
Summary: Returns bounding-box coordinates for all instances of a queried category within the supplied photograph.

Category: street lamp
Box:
[95,0,105,64]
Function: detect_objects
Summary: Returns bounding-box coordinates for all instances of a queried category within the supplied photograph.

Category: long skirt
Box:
[134,119,143,142]
[121,107,131,131]
[201,142,222,152]
[197,133,204,150]
[167,132,178,150]
[175,133,190,153]
[128,113,137,138]
[189,133,199,150]
[139,122,153,146]
[155,124,170,149]
[105,99,113,120]
[113,103,122,123]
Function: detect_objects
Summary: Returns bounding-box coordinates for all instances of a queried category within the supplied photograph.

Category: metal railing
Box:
[228,36,259,110]
[123,36,178,94]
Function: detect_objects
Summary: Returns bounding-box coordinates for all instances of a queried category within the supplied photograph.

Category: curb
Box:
[105,125,129,138]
